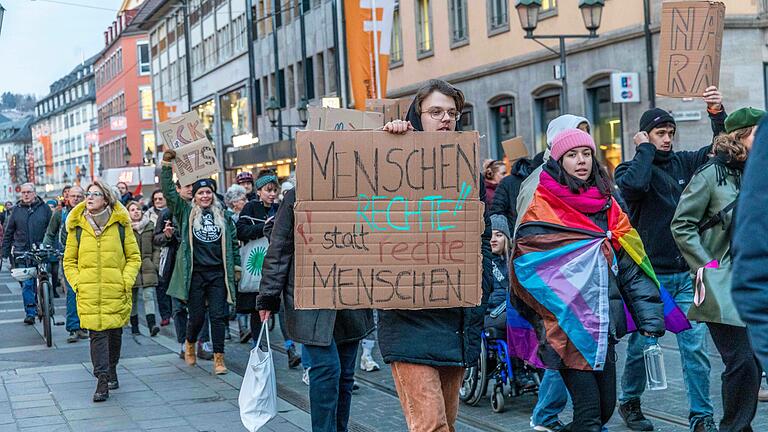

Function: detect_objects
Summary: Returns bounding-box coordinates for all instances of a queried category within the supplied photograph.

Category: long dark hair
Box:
[549,155,613,196]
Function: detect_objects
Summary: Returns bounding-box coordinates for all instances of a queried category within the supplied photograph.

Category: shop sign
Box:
[611,73,641,103]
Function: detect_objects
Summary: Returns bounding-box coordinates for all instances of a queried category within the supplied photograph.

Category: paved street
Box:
[0,265,767,432]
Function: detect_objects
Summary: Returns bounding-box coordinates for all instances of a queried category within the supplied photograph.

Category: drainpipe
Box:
[245,0,259,140]
[644,0,656,108]
[181,0,194,110]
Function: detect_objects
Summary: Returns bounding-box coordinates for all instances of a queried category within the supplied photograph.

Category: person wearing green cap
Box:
[671,107,765,432]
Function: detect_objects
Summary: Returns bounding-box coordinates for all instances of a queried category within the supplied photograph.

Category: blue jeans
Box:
[304,340,358,432]
[22,279,36,318]
[532,369,569,425]
[620,272,713,428]
[64,279,80,332]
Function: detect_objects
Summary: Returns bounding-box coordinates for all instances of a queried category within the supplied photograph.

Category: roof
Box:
[132,0,178,31]
[0,117,33,144]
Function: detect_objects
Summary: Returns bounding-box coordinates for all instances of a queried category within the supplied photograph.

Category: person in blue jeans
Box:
[614,88,725,432]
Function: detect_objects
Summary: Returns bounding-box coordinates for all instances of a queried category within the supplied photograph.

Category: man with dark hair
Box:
[615,86,725,432]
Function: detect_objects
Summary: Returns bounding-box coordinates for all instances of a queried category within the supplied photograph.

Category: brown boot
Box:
[213,353,228,375]
[185,341,196,366]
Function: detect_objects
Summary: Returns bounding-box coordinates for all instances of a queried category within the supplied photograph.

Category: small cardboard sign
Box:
[307,107,384,131]
[656,1,725,97]
[173,138,218,186]
[501,137,528,162]
[366,98,412,122]
[158,111,208,149]
[293,130,484,310]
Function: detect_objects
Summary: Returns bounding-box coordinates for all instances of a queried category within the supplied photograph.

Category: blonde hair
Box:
[713,126,752,162]
[484,160,506,181]
[86,180,117,208]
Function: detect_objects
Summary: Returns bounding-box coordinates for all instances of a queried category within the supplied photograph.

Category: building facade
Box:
[386,0,766,170]
[30,56,99,198]
[95,3,156,189]
[0,116,33,203]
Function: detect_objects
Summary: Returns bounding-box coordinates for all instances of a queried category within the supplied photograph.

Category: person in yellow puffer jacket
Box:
[63,180,141,403]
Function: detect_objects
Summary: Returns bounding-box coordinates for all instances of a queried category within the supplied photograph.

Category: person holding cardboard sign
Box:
[161,150,241,376]
[614,87,726,432]
[379,79,493,432]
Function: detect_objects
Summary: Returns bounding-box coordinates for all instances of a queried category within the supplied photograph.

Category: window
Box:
[328,49,337,93]
[277,69,286,107]
[541,0,557,16]
[299,58,315,100]
[589,85,623,173]
[448,0,469,47]
[138,42,151,75]
[220,88,250,146]
[535,92,561,152]
[487,0,509,35]
[195,100,217,143]
[390,5,403,66]
[142,131,156,155]
[490,97,516,158]
[139,87,153,120]
[287,65,295,107]
[460,104,474,130]
[415,0,433,57]
[316,53,326,96]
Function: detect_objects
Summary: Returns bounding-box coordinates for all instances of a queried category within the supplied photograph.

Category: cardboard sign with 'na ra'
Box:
[656,1,725,98]
[173,138,219,186]
[158,111,209,149]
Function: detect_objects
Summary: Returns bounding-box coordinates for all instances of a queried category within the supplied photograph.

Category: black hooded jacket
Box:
[489,152,545,229]
[376,101,493,367]
[1,197,52,260]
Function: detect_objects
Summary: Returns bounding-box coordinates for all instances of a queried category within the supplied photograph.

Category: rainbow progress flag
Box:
[507,175,691,371]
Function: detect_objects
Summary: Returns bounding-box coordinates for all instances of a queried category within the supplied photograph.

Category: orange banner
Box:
[40,135,54,177]
[344,0,396,110]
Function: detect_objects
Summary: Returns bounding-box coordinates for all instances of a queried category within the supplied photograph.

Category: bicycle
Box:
[12,244,63,347]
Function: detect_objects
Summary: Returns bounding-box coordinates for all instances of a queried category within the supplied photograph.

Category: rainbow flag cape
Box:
[507,174,691,371]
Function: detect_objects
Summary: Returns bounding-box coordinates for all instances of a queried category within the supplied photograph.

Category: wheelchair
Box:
[459,303,542,413]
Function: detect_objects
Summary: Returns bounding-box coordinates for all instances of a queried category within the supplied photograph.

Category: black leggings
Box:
[707,322,762,432]
[559,345,617,432]
[187,267,228,353]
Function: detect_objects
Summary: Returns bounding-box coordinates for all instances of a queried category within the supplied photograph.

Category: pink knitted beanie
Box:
[550,128,596,161]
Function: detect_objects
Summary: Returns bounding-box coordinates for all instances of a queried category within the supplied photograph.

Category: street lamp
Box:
[0,3,6,37]
[515,0,604,113]
[266,96,309,141]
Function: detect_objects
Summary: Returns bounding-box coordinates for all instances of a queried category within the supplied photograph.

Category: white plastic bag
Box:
[239,322,277,431]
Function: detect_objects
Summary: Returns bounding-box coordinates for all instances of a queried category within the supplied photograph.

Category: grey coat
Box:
[255,189,374,346]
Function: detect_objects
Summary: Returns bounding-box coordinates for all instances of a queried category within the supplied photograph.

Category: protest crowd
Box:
[4,6,768,432]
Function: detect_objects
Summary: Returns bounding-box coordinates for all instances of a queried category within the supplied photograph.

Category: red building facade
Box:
[95,7,154,187]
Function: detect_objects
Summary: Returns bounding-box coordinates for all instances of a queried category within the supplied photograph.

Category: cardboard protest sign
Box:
[307,107,384,131]
[366,97,412,122]
[656,1,725,97]
[173,138,218,186]
[501,137,528,162]
[158,111,208,149]
[293,130,484,310]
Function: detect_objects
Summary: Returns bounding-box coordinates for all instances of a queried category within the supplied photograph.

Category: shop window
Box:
[490,97,516,158]
[220,88,251,147]
[534,92,561,152]
[588,85,623,174]
[195,99,217,144]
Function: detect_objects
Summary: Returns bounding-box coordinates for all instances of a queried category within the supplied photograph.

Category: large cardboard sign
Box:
[294,130,485,310]
[307,107,384,131]
[656,1,725,97]
[158,111,219,186]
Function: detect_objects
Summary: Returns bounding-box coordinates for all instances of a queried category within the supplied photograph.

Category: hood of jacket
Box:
[546,114,590,147]
[405,99,461,132]
[67,201,131,235]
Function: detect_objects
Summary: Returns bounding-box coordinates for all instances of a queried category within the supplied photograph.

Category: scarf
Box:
[131,211,151,233]
[86,207,112,237]
[712,150,745,187]
[653,149,673,164]
[540,165,610,214]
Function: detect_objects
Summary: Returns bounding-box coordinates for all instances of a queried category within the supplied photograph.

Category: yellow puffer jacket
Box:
[63,202,141,331]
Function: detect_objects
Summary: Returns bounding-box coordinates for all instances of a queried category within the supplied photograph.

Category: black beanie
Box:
[639,108,676,133]
[191,178,216,196]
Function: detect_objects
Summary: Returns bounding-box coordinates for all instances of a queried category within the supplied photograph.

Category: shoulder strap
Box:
[697,199,738,234]
[75,225,126,255]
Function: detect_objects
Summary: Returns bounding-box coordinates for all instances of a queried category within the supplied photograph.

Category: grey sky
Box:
[0,0,125,97]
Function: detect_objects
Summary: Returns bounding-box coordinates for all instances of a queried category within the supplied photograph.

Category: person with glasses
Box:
[63,181,141,401]
[148,190,167,225]
[1,183,52,325]
[43,185,87,343]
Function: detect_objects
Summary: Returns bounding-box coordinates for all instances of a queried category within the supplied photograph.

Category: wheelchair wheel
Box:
[491,387,506,413]
[460,339,488,406]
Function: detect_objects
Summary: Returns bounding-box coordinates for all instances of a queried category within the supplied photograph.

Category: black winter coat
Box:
[377,101,493,368]
[732,115,768,371]
[1,197,52,260]
[614,109,726,274]
[152,208,180,283]
[235,199,278,312]
[490,152,545,229]
[256,189,374,346]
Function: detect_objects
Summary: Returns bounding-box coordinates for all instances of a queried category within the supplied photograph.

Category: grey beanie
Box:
[490,214,511,240]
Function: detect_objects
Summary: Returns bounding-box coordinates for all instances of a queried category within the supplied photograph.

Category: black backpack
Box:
[74,225,126,256]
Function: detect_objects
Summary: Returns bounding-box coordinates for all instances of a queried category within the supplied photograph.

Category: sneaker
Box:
[619,399,654,431]
[287,345,301,369]
[530,418,567,432]
[76,329,89,339]
[692,416,717,432]
[23,316,34,325]
[302,368,310,386]
[360,354,380,372]
[760,389,768,402]
[67,331,78,343]
[197,342,213,361]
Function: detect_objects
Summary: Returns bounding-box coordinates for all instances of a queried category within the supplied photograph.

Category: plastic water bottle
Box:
[644,337,667,390]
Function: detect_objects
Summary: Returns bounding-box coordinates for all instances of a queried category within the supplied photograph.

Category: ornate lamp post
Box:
[266,97,308,141]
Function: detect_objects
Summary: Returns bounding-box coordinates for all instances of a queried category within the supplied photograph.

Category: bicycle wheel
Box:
[39,280,52,347]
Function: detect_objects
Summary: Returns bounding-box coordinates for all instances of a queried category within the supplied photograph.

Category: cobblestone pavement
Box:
[2,264,767,432]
